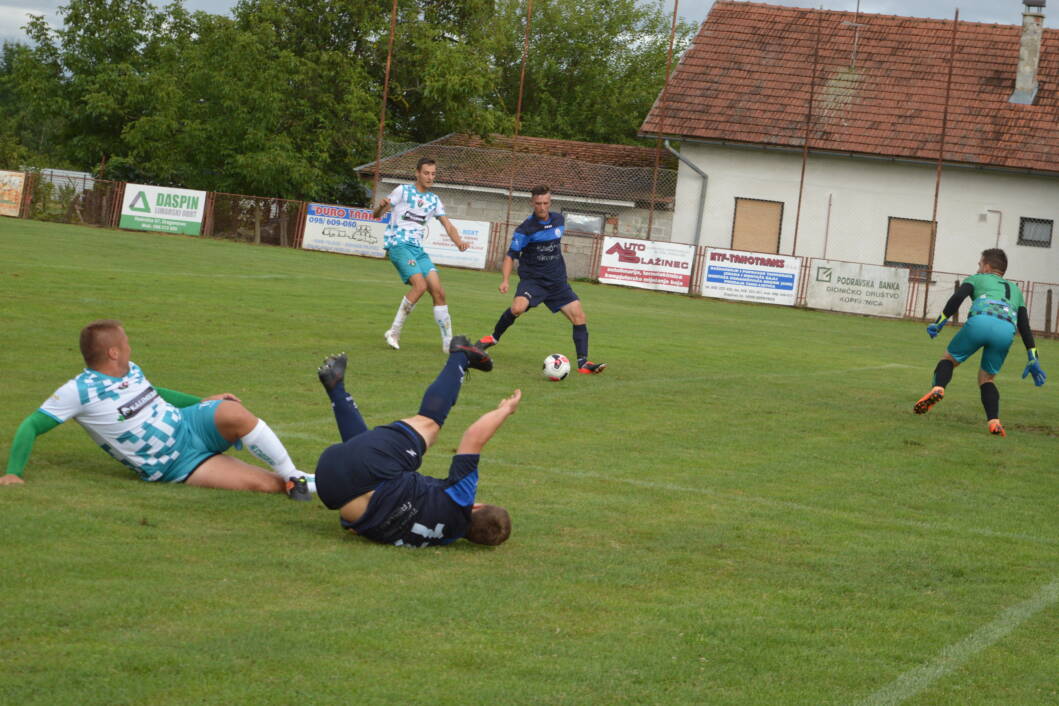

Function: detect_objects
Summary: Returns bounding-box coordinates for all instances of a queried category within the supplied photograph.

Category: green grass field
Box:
[1,218,1057,705]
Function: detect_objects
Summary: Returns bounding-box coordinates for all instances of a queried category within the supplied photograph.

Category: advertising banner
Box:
[0,171,25,217]
[301,204,386,258]
[301,206,489,270]
[423,218,489,270]
[120,184,206,235]
[702,248,800,306]
[598,236,694,293]
[805,260,909,318]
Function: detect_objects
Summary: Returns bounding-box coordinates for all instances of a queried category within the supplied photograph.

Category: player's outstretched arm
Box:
[498,255,514,294]
[201,393,242,403]
[3,411,62,485]
[372,198,391,220]
[1015,308,1046,386]
[156,387,205,407]
[456,390,522,455]
[927,282,975,338]
[439,216,468,251]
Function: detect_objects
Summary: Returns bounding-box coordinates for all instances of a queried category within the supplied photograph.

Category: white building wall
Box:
[671,143,1059,284]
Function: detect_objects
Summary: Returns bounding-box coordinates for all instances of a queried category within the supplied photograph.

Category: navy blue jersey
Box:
[347,454,480,547]
[509,211,568,286]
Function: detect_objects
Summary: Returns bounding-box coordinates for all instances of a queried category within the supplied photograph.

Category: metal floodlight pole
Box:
[504,0,534,241]
[372,0,399,208]
[647,0,680,241]
[924,8,959,318]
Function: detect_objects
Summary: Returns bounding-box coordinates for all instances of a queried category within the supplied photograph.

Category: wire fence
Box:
[205,193,305,247]
[364,138,679,240]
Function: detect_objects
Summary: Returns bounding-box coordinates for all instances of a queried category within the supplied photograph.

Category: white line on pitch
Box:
[859,575,1059,705]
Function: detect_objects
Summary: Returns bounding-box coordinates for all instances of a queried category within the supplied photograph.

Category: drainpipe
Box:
[986,209,1003,247]
[664,139,708,246]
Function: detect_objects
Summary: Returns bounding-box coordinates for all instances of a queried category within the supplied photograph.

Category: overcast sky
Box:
[1,0,1054,44]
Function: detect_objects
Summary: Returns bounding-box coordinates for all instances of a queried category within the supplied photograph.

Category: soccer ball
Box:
[542,353,571,381]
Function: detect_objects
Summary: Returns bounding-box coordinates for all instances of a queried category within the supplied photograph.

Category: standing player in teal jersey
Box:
[372,157,469,353]
[914,248,1046,436]
[1,320,314,498]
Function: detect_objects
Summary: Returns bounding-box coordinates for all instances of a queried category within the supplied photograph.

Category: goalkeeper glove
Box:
[926,315,948,339]
[1022,348,1046,387]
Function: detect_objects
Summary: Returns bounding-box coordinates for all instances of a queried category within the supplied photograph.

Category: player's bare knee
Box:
[214,401,258,440]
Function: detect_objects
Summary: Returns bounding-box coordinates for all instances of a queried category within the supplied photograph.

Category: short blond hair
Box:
[79,319,124,366]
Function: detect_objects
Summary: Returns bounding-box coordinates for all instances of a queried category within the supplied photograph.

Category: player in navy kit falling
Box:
[477,185,606,375]
[313,337,517,547]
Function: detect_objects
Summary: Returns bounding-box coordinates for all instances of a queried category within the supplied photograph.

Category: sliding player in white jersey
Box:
[372,157,469,352]
[1,320,314,499]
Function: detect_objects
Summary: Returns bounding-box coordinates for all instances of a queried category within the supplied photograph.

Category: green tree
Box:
[489,0,694,144]
[16,0,180,171]
[120,9,376,201]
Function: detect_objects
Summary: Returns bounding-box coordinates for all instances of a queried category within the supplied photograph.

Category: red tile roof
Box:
[357,133,676,206]
[434,134,677,169]
[640,1,1059,174]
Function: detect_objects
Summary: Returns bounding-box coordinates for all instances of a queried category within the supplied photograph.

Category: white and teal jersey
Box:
[39,363,184,481]
[384,184,446,249]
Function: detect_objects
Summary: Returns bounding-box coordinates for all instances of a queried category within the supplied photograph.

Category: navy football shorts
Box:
[314,421,426,510]
[516,279,579,313]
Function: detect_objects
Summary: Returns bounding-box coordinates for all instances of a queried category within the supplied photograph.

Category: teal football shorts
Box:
[158,400,235,483]
[387,243,437,283]
[946,314,1016,375]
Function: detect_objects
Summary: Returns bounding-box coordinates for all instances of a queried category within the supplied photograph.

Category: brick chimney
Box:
[1010,0,1046,104]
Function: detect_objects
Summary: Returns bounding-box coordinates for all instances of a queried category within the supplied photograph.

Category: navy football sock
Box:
[327,381,369,442]
[980,382,1000,420]
[417,353,468,426]
[932,359,954,388]
[573,324,588,365]
[492,308,517,340]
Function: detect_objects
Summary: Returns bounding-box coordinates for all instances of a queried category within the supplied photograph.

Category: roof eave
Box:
[641,133,1059,179]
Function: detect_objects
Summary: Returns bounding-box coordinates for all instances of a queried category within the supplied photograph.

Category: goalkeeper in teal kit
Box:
[914,248,1046,436]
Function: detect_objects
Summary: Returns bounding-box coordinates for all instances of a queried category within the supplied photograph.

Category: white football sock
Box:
[391,296,416,333]
[240,419,297,476]
[434,305,452,345]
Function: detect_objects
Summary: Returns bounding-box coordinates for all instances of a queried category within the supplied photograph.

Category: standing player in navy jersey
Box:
[477,185,606,374]
[313,337,516,548]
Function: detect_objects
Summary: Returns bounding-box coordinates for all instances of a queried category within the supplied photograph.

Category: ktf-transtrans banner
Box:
[702,248,800,306]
